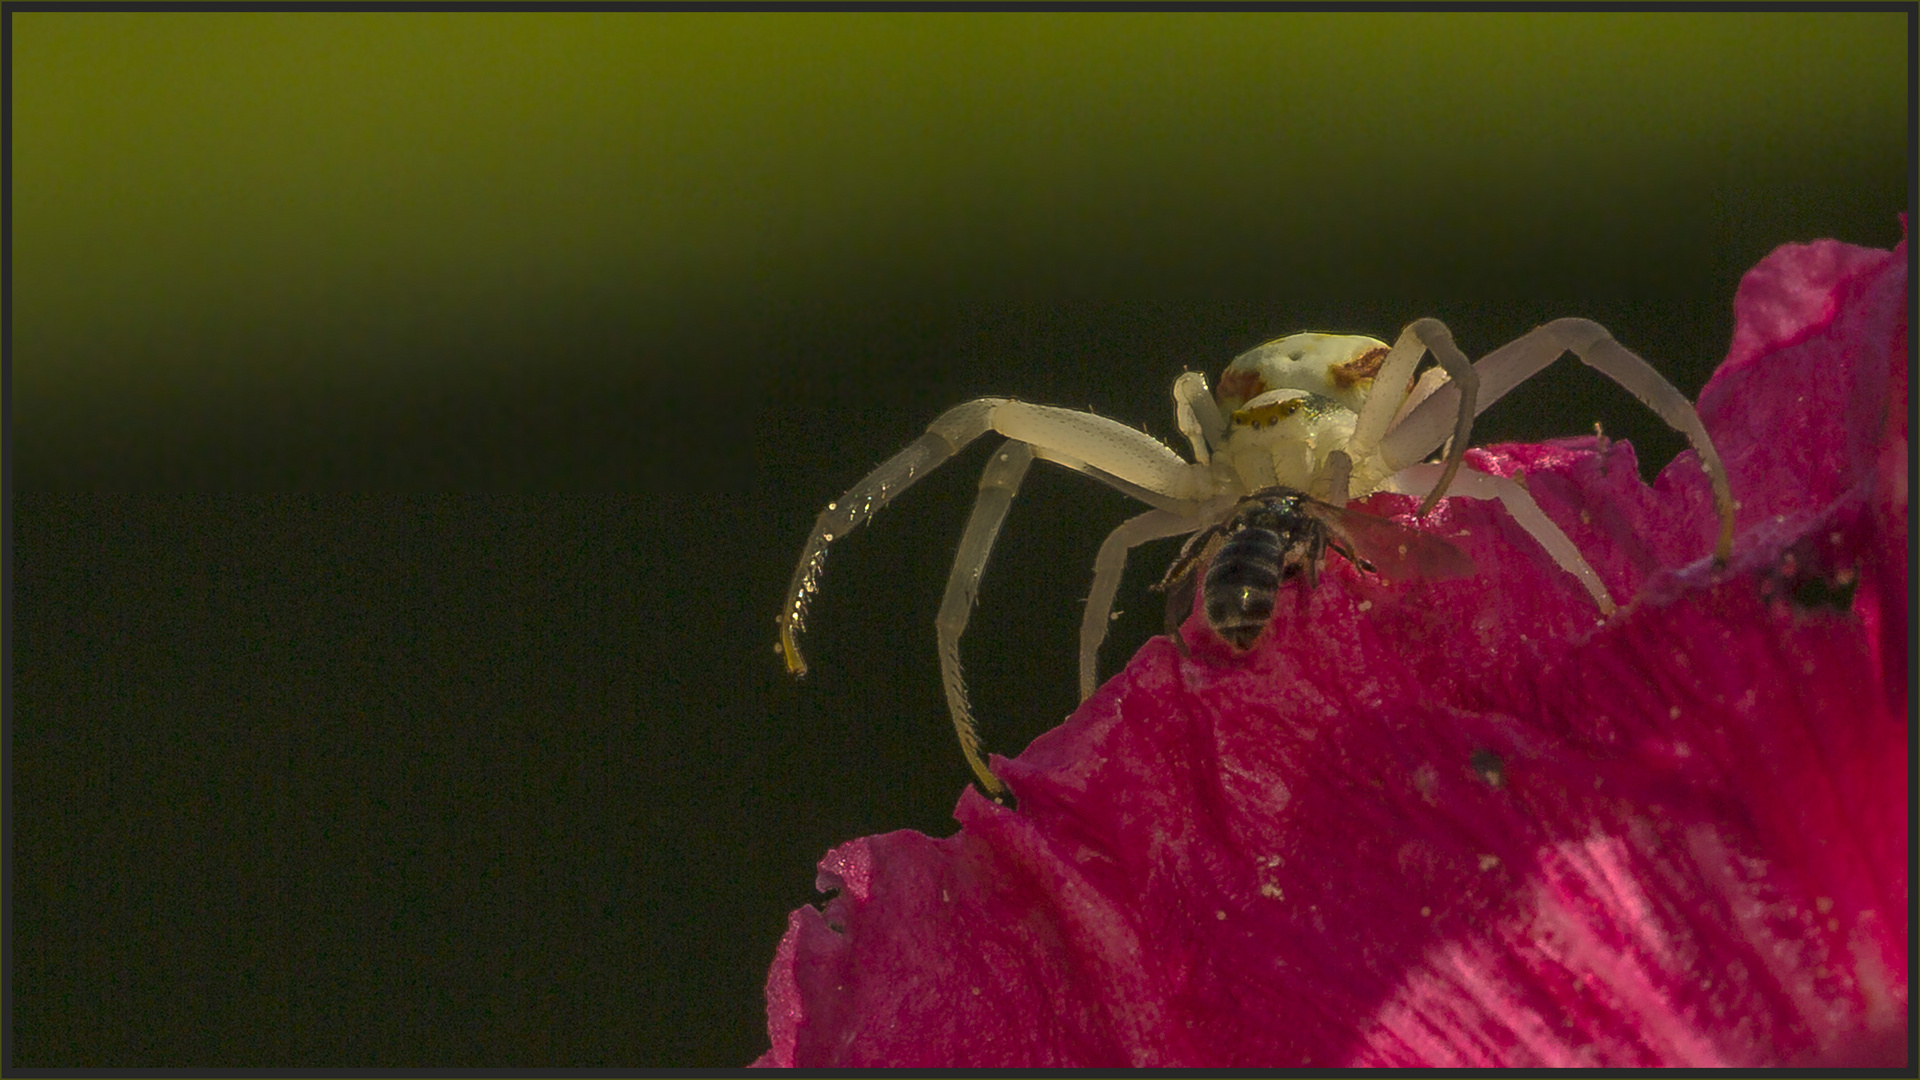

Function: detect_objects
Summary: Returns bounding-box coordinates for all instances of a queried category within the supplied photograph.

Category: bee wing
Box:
[1303,500,1475,582]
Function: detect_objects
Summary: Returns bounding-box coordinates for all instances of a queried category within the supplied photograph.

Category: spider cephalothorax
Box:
[778,318,1736,796]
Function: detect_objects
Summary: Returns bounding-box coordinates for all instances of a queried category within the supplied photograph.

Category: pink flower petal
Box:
[757,226,1909,1067]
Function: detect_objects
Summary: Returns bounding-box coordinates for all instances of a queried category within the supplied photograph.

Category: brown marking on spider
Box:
[1332,345,1390,390]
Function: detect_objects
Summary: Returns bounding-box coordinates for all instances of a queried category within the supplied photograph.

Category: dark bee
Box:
[1156,485,1473,653]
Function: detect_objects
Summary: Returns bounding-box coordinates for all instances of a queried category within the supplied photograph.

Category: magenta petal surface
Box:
[757,229,1910,1067]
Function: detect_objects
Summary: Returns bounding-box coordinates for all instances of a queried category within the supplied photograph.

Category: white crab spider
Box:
[778,318,1736,797]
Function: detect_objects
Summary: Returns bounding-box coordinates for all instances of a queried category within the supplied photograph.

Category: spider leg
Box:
[1348,325,1432,463]
[779,398,1010,676]
[1383,461,1617,616]
[1380,318,1735,562]
[993,400,1210,512]
[936,441,1036,796]
[1079,509,1199,700]
[785,397,1214,795]
[1173,371,1229,465]
[1354,319,1479,516]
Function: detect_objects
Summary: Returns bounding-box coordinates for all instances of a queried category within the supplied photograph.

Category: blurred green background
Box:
[10,10,1907,1067]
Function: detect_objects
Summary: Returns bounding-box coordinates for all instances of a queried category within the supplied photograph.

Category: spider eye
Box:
[1231,398,1306,429]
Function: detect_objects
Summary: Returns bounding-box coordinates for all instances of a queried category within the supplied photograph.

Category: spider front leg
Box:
[930,402,1210,793]
[790,397,1208,796]
[1079,508,1200,700]
[779,398,1011,676]
[1380,318,1736,562]
[937,442,1035,796]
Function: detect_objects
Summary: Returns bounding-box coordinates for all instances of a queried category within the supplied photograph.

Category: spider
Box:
[777,318,1737,797]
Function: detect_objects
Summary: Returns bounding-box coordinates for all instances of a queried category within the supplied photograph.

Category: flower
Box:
[755,226,1909,1067]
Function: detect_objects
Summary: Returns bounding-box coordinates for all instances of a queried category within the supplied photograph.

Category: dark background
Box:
[8,10,1909,1067]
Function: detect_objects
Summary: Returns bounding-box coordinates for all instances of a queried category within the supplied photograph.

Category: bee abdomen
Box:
[1203,527,1286,650]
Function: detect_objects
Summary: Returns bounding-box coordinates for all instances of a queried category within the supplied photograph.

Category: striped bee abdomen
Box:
[1202,526,1291,650]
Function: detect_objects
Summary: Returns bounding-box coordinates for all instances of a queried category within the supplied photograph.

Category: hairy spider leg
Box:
[1382,461,1617,615]
[783,396,1211,794]
[779,398,1009,676]
[937,442,1034,794]
[1079,508,1200,700]
[1380,318,1736,562]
